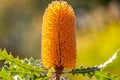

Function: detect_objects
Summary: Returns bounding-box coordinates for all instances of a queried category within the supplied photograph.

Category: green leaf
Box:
[70,66,100,76]
[0,49,45,72]
[0,71,11,80]
[0,49,48,79]
[95,70,120,80]
[69,66,120,80]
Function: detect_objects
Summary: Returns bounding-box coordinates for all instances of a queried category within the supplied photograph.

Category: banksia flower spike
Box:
[41,0,76,78]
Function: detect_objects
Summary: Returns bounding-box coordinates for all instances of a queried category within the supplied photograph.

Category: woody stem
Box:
[55,66,64,80]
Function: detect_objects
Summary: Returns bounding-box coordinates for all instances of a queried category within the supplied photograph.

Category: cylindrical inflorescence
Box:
[41,1,76,70]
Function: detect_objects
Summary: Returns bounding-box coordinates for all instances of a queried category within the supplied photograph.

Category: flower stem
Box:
[55,66,64,80]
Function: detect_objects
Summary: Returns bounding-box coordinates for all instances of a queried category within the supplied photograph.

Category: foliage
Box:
[0,49,119,80]
[70,68,119,80]
[0,49,48,80]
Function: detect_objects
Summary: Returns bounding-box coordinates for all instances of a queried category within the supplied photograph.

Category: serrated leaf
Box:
[95,70,120,80]
[0,49,5,60]
[71,66,100,76]
[0,71,11,80]
[0,49,45,72]
[0,49,48,79]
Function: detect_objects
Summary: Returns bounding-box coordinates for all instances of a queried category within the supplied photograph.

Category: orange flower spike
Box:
[41,1,76,72]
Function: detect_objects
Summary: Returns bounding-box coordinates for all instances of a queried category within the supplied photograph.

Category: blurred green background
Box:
[0,0,120,79]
